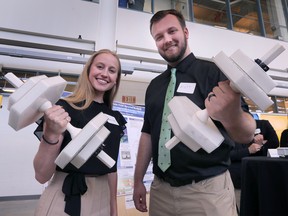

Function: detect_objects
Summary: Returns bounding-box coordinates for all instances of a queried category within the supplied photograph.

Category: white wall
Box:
[0,0,99,40]
[0,96,44,197]
[0,0,288,197]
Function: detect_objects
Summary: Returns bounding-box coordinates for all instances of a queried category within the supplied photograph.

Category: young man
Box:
[133,9,256,216]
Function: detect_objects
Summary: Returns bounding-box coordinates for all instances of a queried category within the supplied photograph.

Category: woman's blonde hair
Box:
[64,49,121,110]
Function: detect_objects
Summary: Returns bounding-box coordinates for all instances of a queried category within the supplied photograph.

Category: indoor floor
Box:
[0,191,241,216]
[0,199,38,216]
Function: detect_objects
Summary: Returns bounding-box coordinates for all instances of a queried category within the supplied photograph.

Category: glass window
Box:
[119,0,147,12]
[174,0,190,20]
[245,96,288,114]
[231,1,261,35]
[261,0,288,41]
[275,97,288,113]
[244,96,274,113]
[190,0,288,42]
[153,0,176,13]
[193,0,229,28]
[143,0,152,13]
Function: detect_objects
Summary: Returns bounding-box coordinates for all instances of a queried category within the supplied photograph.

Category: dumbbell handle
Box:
[260,43,285,65]
[39,101,81,137]
[195,81,239,124]
[97,149,115,168]
[4,72,25,88]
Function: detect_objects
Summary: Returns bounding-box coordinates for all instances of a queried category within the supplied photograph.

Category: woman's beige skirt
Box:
[34,171,110,216]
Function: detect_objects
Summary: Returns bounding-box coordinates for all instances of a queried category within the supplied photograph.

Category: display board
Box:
[113,102,152,215]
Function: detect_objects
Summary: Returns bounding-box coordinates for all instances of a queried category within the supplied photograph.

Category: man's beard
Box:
[160,39,187,64]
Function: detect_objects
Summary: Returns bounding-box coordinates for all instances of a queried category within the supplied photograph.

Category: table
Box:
[240,156,288,216]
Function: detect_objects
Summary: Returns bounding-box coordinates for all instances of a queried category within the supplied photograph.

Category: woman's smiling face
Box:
[88,52,120,100]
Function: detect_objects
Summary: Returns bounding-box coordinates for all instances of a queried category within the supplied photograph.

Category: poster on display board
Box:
[113,102,153,197]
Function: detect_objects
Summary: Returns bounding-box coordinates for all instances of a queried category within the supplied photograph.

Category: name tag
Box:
[177,83,196,94]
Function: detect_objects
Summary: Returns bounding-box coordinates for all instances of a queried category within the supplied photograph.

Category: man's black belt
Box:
[158,175,208,187]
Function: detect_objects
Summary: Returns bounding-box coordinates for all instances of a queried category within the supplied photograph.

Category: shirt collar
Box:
[167,52,196,73]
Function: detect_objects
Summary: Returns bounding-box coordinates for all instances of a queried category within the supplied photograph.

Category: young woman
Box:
[33,49,126,216]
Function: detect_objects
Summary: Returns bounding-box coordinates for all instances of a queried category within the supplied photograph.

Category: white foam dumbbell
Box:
[165,44,285,153]
[213,43,285,111]
[5,73,65,130]
[165,96,224,153]
[5,73,115,169]
[54,111,115,169]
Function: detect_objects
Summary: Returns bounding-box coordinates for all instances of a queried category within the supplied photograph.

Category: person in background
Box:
[252,119,279,155]
[33,49,126,216]
[229,119,279,209]
[118,0,145,11]
[133,9,256,216]
[280,128,288,147]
